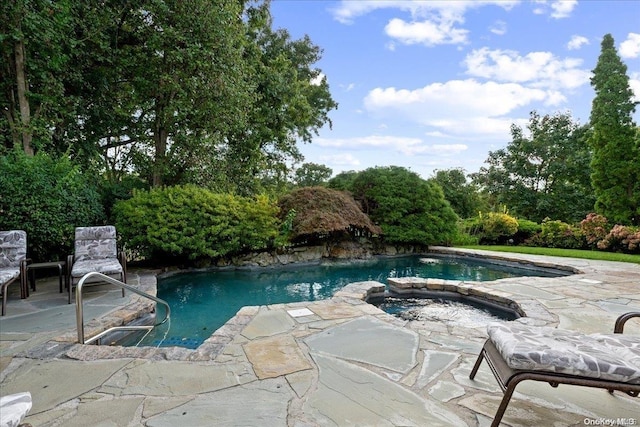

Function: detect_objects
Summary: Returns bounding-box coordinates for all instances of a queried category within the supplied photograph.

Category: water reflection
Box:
[134,255,562,348]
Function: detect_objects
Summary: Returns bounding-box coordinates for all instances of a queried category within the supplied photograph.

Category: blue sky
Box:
[270,0,640,180]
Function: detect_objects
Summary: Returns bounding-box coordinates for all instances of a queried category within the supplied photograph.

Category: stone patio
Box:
[1,247,639,426]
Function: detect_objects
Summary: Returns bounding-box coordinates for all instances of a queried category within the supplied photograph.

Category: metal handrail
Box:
[76,272,170,344]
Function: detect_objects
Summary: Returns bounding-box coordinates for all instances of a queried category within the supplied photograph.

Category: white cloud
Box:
[365,80,557,116]
[567,35,589,50]
[490,20,507,36]
[331,1,518,24]
[630,72,640,103]
[316,135,467,157]
[320,153,360,167]
[362,78,567,141]
[463,47,590,90]
[530,0,577,18]
[316,135,421,150]
[340,83,356,92]
[550,0,577,18]
[331,1,518,46]
[620,33,640,59]
[310,72,325,86]
[385,17,468,46]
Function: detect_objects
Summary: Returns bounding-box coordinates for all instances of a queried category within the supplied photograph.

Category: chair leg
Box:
[1,283,7,316]
[470,349,486,380]
[490,379,521,427]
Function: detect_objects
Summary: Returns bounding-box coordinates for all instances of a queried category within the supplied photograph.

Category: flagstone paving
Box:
[1,247,639,426]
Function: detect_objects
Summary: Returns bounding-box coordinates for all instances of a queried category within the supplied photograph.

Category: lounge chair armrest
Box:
[614,312,640,333]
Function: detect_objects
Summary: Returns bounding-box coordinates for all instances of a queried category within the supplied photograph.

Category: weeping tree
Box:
[278,186,381,244]
[588,34,639,225]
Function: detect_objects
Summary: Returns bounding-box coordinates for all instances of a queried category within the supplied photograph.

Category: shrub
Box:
[513,219,541,244]
[534,219,584,249]
[451,220,480,246]
[580,213,610,248]
[597,225,640,253]
[478,212,519,244]
[99,175,148,222]
[0,152,104,260]
[335,166,458,245]
[113,185,279,261]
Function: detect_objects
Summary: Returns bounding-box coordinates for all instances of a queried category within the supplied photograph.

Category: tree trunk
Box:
[152,122,167,187]
[14,39,33,156]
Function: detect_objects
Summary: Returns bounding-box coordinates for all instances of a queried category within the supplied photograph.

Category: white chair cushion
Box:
[0,268,20,286]
[71,258,123,279]
[488,323,640,384]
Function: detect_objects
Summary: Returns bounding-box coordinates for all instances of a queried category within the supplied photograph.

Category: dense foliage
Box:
[113,185,279,261]
[277,186,381,244]
[479,212,519,244]
[330,167,458,245]
[429,168,487,219]
[294,163,333,188]
[4,5,640,264]
[472,111,594,223]
[1,1,337,194]
[0,152,104,260]
[588,34,640,225]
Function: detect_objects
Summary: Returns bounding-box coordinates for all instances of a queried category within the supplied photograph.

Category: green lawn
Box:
[460,245,640,264]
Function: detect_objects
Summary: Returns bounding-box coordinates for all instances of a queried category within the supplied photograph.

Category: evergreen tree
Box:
[589,34,639,225]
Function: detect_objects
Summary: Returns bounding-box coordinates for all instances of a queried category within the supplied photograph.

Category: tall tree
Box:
[589,33,639,225]
[124,1,253,187]
[471,111,594,223]
[429,168,486,219]
[294,162,333,187]
[220,2,338,195]
[0,0,73,155]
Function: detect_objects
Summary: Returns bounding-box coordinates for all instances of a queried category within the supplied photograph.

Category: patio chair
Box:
[0,230,29,316]
[67,225,127,304]
[470,312,640,427]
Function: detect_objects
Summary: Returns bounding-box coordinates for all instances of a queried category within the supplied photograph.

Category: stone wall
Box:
[217,241,427,268]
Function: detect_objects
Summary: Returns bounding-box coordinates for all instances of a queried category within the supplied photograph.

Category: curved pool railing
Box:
[75,272,170,345]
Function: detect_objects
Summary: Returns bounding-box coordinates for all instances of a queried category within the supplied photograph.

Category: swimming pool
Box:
[126,254,566,348]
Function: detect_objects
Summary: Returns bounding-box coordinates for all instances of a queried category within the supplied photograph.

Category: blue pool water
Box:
[130,254,564,348]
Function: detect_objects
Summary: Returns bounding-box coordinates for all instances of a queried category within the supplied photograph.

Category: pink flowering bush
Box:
[597,224,640,253]
[580,213,610,248]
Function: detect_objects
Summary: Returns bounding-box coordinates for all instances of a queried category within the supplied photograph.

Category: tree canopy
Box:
[429,168,486,219]
[1,0,337,194]
[278,186,381,244]
[472,111,594,223]
[588,33,639,225]
[294,162,333,187]
[330,166,458,245]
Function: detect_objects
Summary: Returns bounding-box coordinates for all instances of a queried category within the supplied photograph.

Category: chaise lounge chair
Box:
[67,226,127,304]
[470,312,640,426]
[0,230,29,316]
